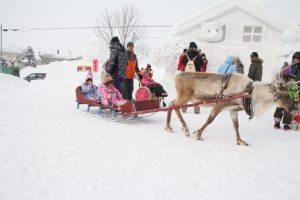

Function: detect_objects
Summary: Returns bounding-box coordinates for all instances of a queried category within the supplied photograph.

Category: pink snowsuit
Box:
[99,83,126,108]
[141,73,158,86]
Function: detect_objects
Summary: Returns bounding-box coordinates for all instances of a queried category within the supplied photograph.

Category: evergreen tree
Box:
[22,46,37,67]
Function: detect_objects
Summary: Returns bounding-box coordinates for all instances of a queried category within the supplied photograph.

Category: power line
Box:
[3,25,173,32]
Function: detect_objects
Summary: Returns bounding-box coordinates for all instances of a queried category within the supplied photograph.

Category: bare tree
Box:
[9,57,17,67]
[94,5,145,47]
[95,8,115,47]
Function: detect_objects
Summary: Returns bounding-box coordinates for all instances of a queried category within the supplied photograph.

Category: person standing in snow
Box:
[182,42,203,72]
[218,56,236,75]
[234,57,244,74]
[177,49,187,71]
[106,37,128,91]
[81,72,98,100]
[248,52,263,81]
[181,42,203,114]
[120,42,140,100]
[273,62,294,130]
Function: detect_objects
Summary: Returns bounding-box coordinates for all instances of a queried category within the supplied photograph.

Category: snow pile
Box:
[20,66,38,78]
[0,73,29,90]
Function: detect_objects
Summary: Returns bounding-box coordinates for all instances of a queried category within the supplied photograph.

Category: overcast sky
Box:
[1,0,299,56]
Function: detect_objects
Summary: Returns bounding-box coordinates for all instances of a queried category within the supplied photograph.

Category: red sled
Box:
[75,86,160,120]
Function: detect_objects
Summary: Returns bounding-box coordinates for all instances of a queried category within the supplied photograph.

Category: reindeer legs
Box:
[165,99,190,136]
[193,106,223,140]
[174,107,190,137]
[165,100,175,133]
[230,109,249,146]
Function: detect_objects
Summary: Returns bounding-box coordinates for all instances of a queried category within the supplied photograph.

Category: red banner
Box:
[93,59,98,72]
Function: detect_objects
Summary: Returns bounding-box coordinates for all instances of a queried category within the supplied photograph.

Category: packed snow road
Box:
[0,62,300,200]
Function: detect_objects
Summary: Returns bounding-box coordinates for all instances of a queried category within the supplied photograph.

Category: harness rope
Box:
[217,74,254,119]
[218,73,232,98]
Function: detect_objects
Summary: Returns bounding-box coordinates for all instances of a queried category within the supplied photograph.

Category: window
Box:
[243,26,263,42]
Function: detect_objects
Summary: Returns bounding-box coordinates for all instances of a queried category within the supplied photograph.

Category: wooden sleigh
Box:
[75,86,161,120]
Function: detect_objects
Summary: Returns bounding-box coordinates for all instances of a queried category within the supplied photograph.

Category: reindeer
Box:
[165,72,295,145]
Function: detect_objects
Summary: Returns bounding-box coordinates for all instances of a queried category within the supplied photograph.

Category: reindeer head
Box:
[272,73,299,112]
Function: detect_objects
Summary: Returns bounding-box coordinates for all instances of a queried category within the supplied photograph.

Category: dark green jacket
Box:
[248,57,263,81]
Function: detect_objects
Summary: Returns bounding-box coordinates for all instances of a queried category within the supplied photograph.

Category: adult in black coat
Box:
[182,42,203,72]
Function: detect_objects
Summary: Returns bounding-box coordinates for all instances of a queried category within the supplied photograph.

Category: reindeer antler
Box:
[285,80,300,87]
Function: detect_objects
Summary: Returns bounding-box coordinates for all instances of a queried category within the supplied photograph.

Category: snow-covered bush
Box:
[151,36,189,81]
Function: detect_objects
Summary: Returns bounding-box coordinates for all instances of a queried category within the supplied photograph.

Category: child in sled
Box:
[81,72,98,100]
[141,67,168,98]
[99,74,127,109]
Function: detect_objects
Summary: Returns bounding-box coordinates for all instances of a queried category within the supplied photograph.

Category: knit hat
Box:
[189,42,197,49]
[292,52,300,59]
[251,52,259,58]
[103,74,113,84]
[127,42,134,47]
[110,36,120,44]
[85,72,93,81]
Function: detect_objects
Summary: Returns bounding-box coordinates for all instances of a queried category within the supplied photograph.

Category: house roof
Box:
[174,0,300,35]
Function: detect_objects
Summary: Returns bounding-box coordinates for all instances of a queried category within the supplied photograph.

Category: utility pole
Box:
[0,24,3,73]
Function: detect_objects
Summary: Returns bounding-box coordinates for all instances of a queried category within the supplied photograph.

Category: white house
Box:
[173,0,300,80]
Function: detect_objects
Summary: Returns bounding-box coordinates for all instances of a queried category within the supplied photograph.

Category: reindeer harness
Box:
[218,74,254,119]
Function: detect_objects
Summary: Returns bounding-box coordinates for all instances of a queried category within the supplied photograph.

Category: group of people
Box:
[217,52,263,82]
[176,42,208,114]
[177,42,208,73]
[273,52,300,130]
[81,36,168,109]
[176,42,263,83]
[80,37,300,130]
[80,72,126,109]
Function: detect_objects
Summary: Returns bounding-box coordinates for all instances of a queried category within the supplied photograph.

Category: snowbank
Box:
[0,73,29,90]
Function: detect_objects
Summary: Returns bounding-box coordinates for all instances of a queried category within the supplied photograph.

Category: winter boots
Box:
[274,122,281,129]
[283,124,291,131]
[274,122,291,130]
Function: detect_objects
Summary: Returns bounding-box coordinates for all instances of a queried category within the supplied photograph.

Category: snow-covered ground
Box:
[1,61,300,200]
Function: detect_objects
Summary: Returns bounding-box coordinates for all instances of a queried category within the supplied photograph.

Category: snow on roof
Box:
[174,0,300,35]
